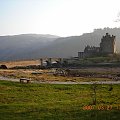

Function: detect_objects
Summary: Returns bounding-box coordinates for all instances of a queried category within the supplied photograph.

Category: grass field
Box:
[0,80,120,120]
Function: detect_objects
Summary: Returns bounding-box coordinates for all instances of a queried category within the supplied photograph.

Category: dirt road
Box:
[0,76,120,84]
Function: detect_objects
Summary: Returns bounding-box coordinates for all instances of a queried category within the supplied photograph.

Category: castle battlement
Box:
[102,33,115,39]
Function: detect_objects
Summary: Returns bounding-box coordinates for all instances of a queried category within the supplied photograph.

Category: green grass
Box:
[0,80,120,120]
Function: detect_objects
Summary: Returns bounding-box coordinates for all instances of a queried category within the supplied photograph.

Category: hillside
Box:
[0,28,120,61]
[0,34,59,61]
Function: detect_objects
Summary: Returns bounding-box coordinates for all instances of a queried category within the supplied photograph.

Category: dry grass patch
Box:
[0,60,40,68]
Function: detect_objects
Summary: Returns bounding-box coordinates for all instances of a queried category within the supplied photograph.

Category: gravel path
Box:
[0,76,19,82]
[0,76,120,84]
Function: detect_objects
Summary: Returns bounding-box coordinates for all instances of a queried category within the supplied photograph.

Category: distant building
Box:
[78,33,116,59]
[100,33,116,54]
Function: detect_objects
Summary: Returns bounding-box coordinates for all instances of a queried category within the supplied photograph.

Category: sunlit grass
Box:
[0,80,120,120]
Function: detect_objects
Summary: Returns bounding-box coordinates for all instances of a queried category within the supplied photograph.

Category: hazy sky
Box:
[0,0,120,37]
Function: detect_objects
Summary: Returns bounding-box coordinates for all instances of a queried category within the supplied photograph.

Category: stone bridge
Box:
[40,58,63,67]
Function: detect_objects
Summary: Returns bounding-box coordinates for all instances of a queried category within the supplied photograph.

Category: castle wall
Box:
[78,52,85,59]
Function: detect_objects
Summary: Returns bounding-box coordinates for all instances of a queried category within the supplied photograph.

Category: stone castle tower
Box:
[100,33,116,54]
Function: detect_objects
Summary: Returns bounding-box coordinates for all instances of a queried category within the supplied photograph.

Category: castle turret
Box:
[100,33,116,54]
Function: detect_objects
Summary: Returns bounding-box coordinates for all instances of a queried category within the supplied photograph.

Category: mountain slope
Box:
[0,28,120,61]
[0,34,60,61]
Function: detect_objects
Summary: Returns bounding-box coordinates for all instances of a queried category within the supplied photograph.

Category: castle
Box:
[78,33,116,58]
